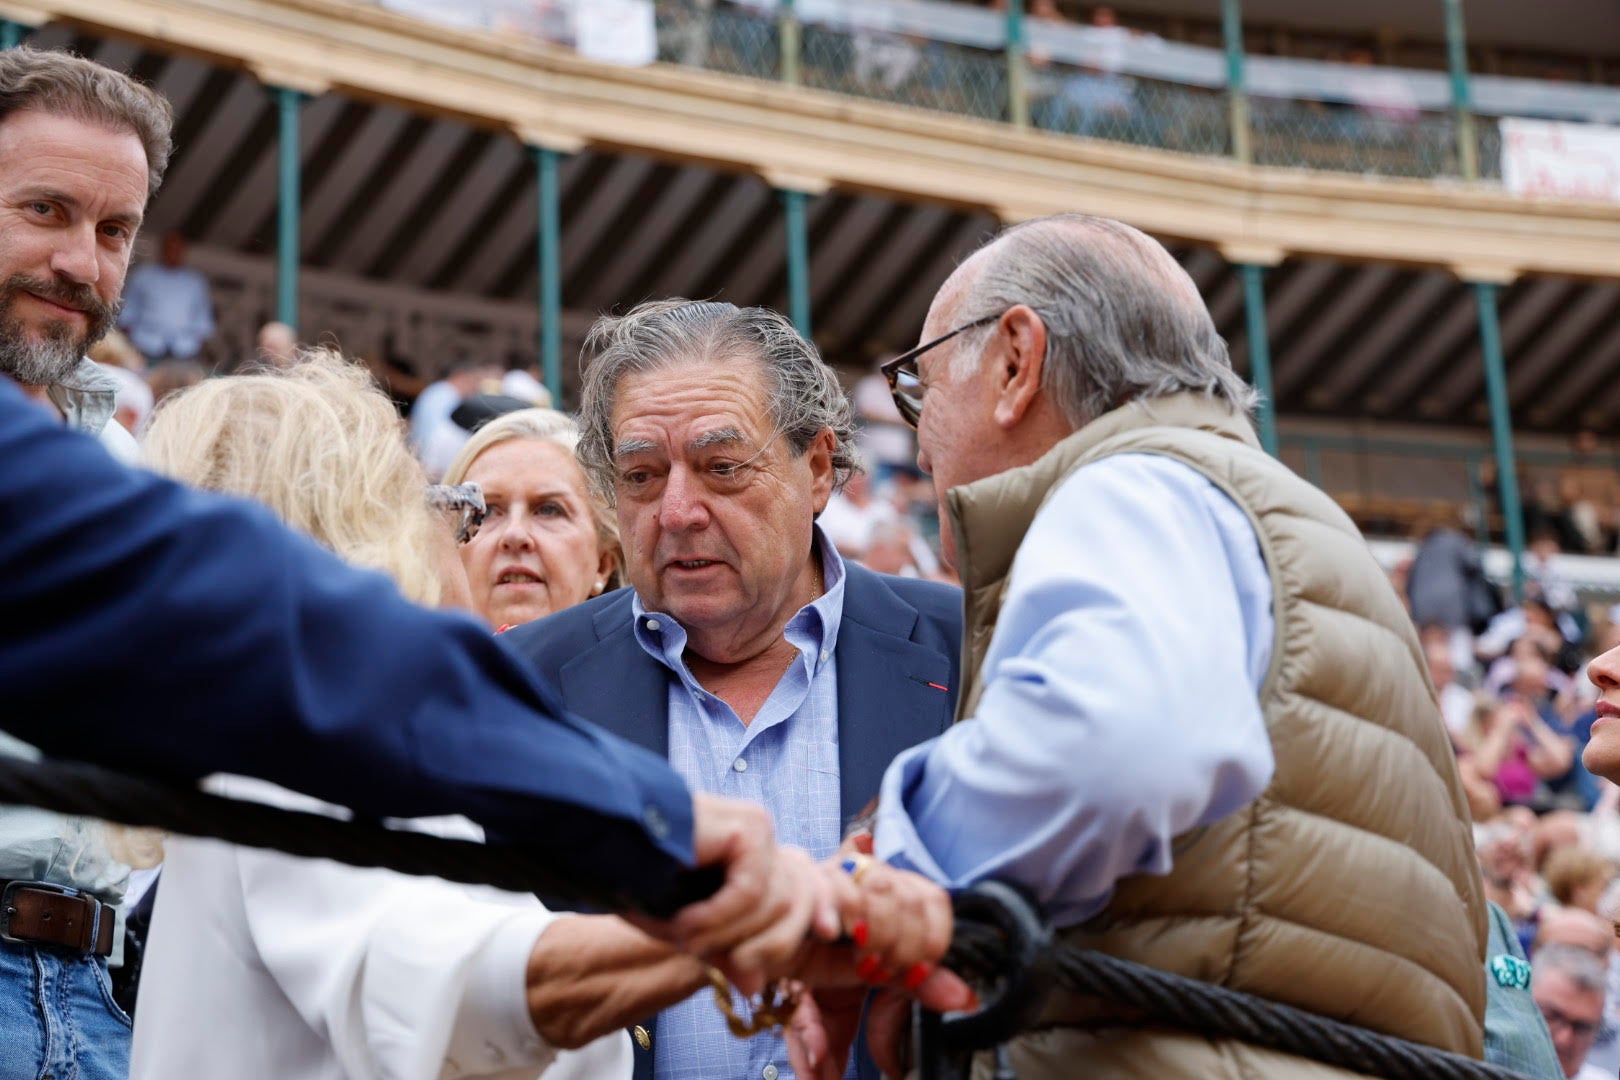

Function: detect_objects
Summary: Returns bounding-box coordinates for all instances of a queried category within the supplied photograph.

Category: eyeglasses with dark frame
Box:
[880,314,1000,428]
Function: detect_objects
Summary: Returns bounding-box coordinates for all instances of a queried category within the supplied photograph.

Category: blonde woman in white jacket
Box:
[129,353,640,1080]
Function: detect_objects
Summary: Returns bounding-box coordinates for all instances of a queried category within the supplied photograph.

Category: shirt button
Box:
[819,649,829,663]
[733,757,748,773]
[645,618,661,631]
[763,1067,778,1080]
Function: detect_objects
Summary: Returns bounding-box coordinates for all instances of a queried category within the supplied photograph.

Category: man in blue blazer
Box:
[503,298,962,1080]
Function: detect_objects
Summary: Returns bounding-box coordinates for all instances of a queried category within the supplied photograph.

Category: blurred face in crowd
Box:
[1425,639,1454,690]
[1585,644,1620,782]
[459,437,614,629]
[257,322,297,367]
[1536,907,1615,959]
[0,110,144,387]
[1512,637,1551,696]
[610,357,834,662]
[1534,969,1605,1078]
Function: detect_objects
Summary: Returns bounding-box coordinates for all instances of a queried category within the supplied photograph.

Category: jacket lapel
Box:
[557,593,670,758]
[835,565,956,821]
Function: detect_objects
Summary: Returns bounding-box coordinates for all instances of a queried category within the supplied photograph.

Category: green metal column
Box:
[274,87,303,331]
[778,0,800,87]
[1443,0,1480,180]
[782,188,811,338]
[1475,282,1524,598]
[1005,0,1028,129]
[1,20,25,48]
[1240,263,1277,455]
[1220,0,1252,163]
[534,146,563,405]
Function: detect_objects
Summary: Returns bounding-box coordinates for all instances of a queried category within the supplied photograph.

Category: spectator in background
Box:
[89,327,147,373]
[861,519,928,578]
[104,363,153,437]
[851,353,915,484]
[117,231,215,364]
[441,408,621,631]
[501,358,554,408]
[1526,529,1581,615]
[1342,47,1420,128]
[1536,906,1614,959]
[1544,848,1614,916]
[1533,944,1612,1080]
[145,358,205,407]
[1407,507,1498,668]
[1559,431,1618,555]
[409,357,501,456]
[1427,633,1479,732]
[255,321,298,367]
[1466,696,1576,811]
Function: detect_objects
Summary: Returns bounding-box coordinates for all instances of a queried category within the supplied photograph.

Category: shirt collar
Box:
[46,357,116,436]
[631,523,848,676]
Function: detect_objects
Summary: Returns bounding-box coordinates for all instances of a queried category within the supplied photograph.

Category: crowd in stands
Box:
[1398,513,1620,1079]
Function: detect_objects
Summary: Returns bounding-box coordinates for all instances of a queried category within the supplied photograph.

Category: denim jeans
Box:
[0,939,131,1080]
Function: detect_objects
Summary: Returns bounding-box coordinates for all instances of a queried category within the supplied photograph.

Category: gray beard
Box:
[0,310,86,387]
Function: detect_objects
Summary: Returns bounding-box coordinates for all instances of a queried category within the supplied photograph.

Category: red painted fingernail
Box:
[851,920,869,948]
[904,963,932,991]
[857,954,885,983]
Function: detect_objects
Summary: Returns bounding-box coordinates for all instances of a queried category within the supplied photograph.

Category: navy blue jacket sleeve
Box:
[0,380,697,912]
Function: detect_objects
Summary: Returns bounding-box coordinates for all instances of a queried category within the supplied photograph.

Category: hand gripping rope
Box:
[0,754,1538,1079]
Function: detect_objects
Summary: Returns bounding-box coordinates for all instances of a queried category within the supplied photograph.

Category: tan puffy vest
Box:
[946,393,1487,1078]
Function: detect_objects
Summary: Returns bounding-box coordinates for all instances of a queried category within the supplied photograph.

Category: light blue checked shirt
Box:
[633,531,856,1080]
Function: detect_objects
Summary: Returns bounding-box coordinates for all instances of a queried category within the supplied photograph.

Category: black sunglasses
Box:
[880,314,1000,428]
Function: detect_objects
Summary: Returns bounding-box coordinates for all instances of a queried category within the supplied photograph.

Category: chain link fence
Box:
[1028,63,1229,156]
[379,0,1540,186]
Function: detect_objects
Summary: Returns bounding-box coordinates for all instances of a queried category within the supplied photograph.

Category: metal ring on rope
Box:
[923,884,1538,1080]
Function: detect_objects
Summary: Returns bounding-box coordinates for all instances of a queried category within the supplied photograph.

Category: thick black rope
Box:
[0,755,1538,1079]
[0,754,717,917]
[946,921,1535,1080]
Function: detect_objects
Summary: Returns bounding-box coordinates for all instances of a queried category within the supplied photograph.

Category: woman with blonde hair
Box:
[443,407,622,630]
[132,351,631,1080]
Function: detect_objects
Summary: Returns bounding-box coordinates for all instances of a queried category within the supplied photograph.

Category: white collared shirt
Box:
[876,453,1277,926]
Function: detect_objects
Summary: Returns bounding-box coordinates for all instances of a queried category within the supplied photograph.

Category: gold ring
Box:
[839,852,876,884]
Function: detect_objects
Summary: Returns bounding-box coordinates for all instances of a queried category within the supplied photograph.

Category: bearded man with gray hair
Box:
[796,213,1490,1079]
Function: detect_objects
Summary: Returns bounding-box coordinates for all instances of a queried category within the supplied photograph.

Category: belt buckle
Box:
[0,880,97,953]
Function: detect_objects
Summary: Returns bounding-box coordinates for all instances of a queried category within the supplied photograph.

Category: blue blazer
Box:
[504,561,963,1080]
[0,377,699,913]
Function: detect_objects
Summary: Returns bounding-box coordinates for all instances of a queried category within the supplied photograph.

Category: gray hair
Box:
[1534,943,1610,995]
[576,299,859,502]
[955,214,1258,427]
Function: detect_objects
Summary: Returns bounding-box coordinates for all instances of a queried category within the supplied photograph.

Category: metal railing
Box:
[362,0,1620,186]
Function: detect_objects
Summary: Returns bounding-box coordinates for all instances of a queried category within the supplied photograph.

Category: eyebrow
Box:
[612,438,659,460]
[689,428,749,452]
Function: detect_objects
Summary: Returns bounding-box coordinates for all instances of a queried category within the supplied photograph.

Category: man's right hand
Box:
[631,794,848,993]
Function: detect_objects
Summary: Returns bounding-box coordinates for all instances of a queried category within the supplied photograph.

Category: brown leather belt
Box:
[0,881,115,957]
